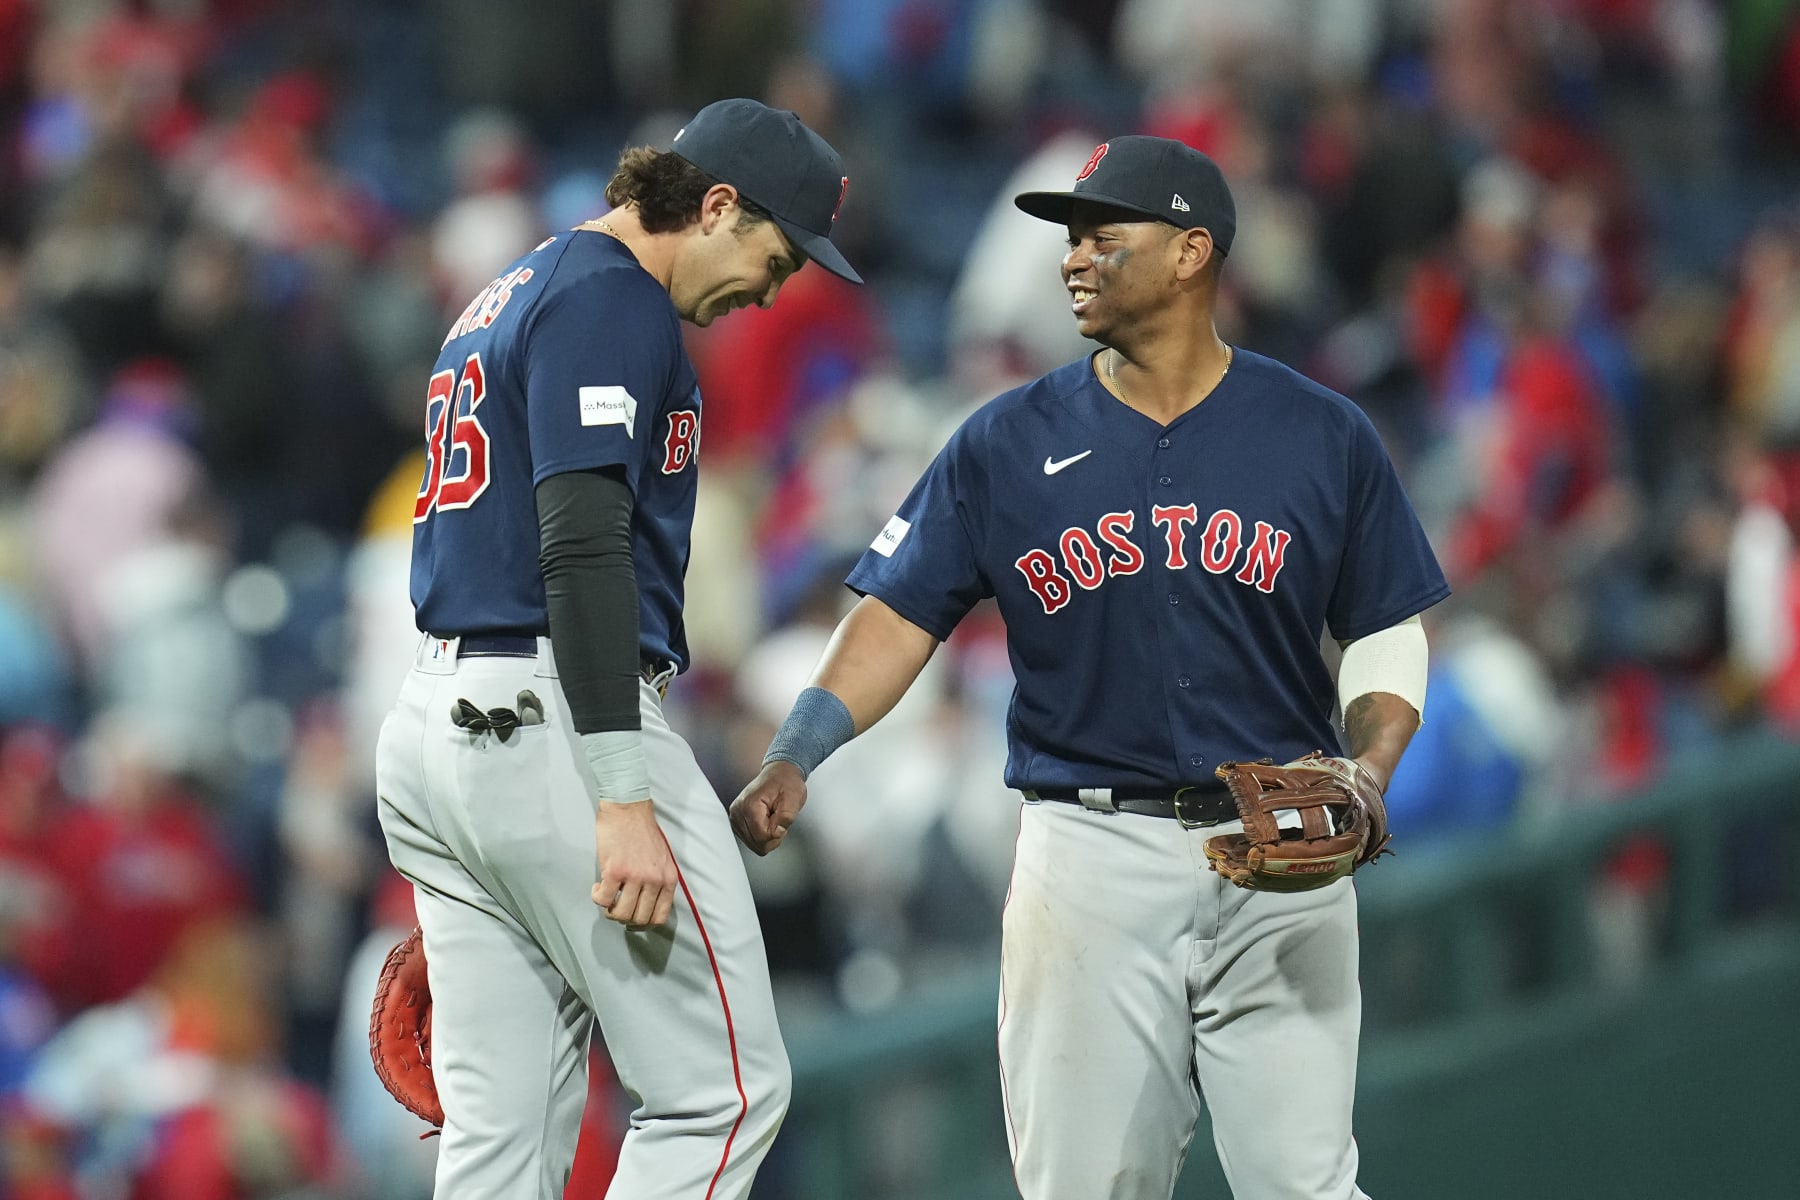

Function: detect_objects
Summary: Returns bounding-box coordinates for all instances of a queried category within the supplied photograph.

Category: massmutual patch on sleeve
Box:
[871,515,911,557]
[579,385,637,435]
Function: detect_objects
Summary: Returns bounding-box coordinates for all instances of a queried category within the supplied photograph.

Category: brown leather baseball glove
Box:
[1203,752,1392,891]
[369,926,444,1130]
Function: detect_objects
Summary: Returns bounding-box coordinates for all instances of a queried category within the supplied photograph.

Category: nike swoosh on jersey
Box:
[1043,451,1093,475]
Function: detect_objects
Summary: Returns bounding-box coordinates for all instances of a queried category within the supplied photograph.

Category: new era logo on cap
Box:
[1171,194,1190,212]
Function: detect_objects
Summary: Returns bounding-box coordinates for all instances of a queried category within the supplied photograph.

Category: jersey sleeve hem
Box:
[845,577,960,643]
[532,455,634,490]
[1330,582,1452,643]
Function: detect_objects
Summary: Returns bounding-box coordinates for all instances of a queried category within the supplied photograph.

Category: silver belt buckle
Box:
[1172,785,1221,829]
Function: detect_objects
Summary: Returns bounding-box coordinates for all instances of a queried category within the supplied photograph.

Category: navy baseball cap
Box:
[1014,135,1236,255]
[670,98,862,284]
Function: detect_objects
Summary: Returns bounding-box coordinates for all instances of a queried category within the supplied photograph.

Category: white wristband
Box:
[581,730,652,803]
[1337,614,1429,724]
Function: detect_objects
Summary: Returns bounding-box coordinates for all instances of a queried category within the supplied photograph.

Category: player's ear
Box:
[1171,228,1217,284]
[697,184,738,234]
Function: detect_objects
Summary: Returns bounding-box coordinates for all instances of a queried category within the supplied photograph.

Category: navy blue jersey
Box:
[410,232,704,671]
[847,349,1450,790]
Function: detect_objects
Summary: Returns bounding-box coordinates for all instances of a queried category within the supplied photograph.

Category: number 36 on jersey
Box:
[414,352,491,522]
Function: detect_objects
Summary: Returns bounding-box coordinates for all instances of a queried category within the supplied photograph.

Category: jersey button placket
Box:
[1155,440,1192,767]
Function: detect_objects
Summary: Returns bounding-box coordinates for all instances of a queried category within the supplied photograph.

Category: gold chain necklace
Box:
[1107,343,1233,398]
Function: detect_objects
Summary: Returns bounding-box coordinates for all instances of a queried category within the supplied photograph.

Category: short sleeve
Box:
[1325,410,1451,641]
[525,270,681,490]
[845,429,991,641]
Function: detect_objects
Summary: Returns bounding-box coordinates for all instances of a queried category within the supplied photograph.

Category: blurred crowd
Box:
[0,0,1798,1195]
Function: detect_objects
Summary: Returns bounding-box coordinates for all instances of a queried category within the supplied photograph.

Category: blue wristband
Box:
[763,687,856,778]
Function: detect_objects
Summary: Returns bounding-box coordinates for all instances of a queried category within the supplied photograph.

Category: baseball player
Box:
[731,137,1448,1199]
[375,98,860,1199]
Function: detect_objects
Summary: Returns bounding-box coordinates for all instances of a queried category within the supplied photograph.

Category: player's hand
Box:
[729,761,808,856]
[593,798,678,927]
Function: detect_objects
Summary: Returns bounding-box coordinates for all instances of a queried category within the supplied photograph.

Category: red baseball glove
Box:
[1204,752,1392,891]
[369,926,444,1130]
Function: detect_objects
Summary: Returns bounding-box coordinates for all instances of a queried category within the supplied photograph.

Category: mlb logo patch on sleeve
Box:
[579,386,637,435]
[871,515,911,557]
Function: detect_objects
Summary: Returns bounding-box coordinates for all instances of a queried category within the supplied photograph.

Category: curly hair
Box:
[604,147,773,235]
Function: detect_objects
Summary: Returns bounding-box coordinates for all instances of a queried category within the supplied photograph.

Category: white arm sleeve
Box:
[1337,614,1429,725]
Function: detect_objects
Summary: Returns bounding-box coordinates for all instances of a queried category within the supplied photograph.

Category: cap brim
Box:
[1013,189,1169,227]
[774,215,862,284]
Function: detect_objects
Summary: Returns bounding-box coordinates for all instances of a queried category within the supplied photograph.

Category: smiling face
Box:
[671,192,807,327]
[1061,201,1199,345]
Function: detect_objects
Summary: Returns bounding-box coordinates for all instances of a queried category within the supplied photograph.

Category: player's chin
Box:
[692,295,746,327]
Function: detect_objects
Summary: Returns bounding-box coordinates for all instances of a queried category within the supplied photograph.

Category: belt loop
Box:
[416,635,460,675]
[533,636,557,679]
[1077,787,1116,814]
[642,660,677,699]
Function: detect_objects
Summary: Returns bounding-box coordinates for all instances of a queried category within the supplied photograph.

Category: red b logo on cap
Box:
[1076,143,1109,182]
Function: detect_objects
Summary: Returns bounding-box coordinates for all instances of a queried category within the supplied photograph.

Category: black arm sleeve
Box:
[535,467,641,734]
